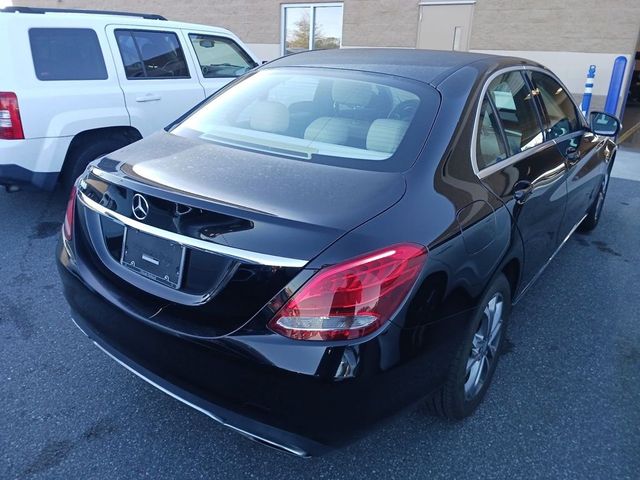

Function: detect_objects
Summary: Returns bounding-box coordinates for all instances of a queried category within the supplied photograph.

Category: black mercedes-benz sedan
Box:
[57,49,620,456]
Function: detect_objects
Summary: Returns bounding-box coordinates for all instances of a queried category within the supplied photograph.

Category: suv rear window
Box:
[115,30,190,79]
[29,28,108,81]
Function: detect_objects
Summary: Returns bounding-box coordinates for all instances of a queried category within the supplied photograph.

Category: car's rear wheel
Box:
[579,169,611,232]
[425,274,511,419]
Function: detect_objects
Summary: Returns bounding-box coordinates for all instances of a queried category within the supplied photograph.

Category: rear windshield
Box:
[171,67,439,171]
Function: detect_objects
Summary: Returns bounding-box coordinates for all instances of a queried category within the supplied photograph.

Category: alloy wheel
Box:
[464,292,504,400]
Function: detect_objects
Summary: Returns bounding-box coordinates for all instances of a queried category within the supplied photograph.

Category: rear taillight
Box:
[0,92,25,140]
[63,186,77,241]
[269,244,427,341]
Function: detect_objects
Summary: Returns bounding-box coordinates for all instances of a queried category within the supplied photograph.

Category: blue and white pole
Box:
[580,65,596,117]
[604,56,628,116]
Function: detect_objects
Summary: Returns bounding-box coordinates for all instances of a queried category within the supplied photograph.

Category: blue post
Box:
[604,56,628,116]
[580,65,596,116]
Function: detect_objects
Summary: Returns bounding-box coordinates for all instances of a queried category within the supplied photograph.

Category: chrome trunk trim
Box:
[77,190,308,268]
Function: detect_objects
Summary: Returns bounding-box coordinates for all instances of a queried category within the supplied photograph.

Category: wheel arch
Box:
[501,257,521,300]
[59,126,142,183]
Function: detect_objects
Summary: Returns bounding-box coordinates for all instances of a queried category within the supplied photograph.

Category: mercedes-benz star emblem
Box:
[132,193,150,221]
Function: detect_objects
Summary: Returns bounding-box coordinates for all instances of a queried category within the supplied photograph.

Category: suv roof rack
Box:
[0,6,167,21]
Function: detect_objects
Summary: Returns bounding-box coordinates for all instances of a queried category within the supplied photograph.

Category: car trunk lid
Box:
[75,131,406,338]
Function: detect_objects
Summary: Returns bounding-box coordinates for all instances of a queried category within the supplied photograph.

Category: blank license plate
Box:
[121,228,185,289]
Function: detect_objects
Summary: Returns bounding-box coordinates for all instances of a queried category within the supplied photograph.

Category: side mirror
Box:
[199,39,215,48]
[589,111,621,137]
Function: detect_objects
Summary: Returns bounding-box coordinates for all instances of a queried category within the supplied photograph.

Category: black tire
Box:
[578,169,611,233]
[60,134,132,192]
[426,274,512,419]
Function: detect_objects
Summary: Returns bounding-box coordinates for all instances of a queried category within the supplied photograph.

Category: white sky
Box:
[0,0,12,7]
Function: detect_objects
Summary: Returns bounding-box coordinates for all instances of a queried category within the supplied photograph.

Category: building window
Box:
[282,3,343,56]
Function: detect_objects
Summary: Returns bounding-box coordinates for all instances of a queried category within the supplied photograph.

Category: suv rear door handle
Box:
[136,94,162,103]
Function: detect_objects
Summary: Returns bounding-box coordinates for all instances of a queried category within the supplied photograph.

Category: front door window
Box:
[188,34,257,79]
[529,72,582,140]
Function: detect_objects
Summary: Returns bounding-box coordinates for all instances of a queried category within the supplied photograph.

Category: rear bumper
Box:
[57,238,458,455]
[59,254,329,455]
[0,163,57,190]
[70,314,319,457]
[0,136,72,190]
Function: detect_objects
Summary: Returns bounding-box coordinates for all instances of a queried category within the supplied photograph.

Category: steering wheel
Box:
[389,99,420,121]
[159,59,183,76]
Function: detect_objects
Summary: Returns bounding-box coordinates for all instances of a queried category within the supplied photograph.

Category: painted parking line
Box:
[618,120,640,144]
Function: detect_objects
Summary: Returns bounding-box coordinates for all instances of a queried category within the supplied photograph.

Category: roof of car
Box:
[266,48,526,85]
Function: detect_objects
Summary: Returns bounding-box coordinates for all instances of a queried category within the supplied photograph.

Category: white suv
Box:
[0,6,259,190]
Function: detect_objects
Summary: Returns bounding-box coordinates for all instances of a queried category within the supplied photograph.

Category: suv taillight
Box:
[63,186,77,241]
[268,244,427,341]
[0,92,25,140]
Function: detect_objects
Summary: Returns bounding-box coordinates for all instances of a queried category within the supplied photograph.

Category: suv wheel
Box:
[60,133,133,191]
[425,274,512,419]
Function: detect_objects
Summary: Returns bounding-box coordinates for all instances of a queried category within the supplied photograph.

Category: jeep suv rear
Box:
[0,6,258,191]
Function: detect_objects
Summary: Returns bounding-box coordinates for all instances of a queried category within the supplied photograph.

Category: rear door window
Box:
[529,71,582,139]
[114,30,190,79]
[29,28,108,81]
[476,98,509,169]
[188,34,257,78]
[487,71,543,155]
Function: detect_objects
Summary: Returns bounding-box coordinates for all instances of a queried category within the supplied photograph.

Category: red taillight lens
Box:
[63,186,77,241]
[269,244,427,341]
[0,92,25,140]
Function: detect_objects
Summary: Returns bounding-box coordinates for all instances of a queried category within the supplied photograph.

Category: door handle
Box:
[566,146,581,163]
[513,180,533,204]
[135,94,162,103]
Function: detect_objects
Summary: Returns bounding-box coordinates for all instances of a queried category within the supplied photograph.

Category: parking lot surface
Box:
[2,154,639,479]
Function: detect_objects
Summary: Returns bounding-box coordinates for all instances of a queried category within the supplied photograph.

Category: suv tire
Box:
[60,133,132,191]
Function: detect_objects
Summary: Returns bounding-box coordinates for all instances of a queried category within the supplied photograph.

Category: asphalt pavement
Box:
[1,152,639,479]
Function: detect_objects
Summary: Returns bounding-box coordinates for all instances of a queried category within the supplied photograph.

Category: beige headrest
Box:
[304,117,350,145]
[249,101,289,133]
[366,119,409,153]
[332,80,374,107]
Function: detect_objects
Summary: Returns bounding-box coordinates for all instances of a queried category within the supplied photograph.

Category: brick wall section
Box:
[470,0,640,54]
[341,0,418,47]
[25,0,420,47]
[24,0,640,53]
[25,0,281,43]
